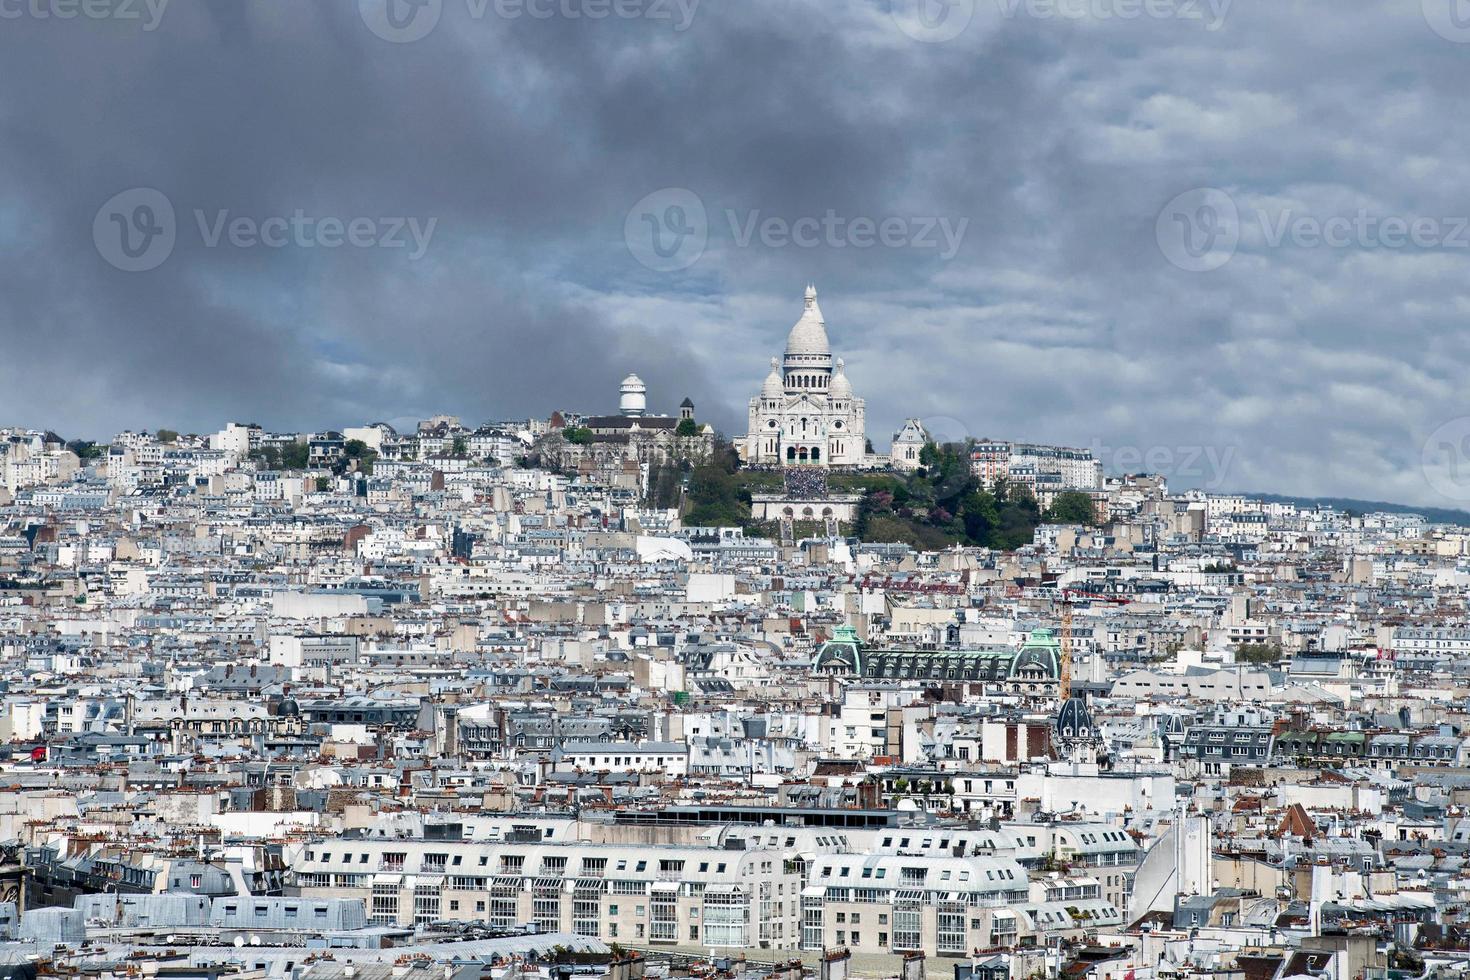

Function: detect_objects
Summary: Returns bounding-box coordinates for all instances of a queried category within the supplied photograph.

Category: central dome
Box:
[785,284,832,360]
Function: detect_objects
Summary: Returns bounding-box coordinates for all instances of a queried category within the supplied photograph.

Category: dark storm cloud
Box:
[1,0,1468,505]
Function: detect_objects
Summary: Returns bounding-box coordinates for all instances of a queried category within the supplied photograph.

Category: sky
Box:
[2,0,1470,507]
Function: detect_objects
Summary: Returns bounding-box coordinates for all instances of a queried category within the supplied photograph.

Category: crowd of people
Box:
[783,467,829,499]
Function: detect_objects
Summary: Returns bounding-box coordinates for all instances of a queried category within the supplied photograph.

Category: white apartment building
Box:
[293,838,804,949]
[800,851,1031,956]
[969,441,1102,492]
[557,741,689,776]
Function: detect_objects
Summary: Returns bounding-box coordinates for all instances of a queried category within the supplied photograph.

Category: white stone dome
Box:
[761,358,784,398]
[785,284,832,360]
[830,358,853,398]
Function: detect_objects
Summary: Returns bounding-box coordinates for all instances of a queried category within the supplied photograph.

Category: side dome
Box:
[830,358,853,398]
[761,357,784,398]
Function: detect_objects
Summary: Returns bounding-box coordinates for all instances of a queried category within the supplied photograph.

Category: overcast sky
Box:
[2,0,1469,506]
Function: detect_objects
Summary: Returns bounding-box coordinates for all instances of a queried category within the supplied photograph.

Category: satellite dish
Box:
[249,935,261,946]
[233,937,245,948]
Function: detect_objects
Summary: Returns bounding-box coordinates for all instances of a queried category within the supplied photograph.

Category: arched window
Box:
[811,448,821,461]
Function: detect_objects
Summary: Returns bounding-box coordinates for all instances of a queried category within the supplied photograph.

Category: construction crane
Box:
[1057,588,1131,700]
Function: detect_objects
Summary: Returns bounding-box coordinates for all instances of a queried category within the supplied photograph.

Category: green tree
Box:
[675,418,699,438]
[451,436,468,456]
[960,489,1000,544]
[645,460,684,509]
[66,440,104,460]
[1235,642,1282,664]
[561,427,594,446]
[156,429,178,443]
[314,476,331,492]
[342,439,378,475]
[1044,491,1097,525]
[682,460,749,526]
[280,442,309,470]
[992,493,1042,550]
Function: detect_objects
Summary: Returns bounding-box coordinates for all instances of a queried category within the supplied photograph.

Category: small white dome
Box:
[830,358,853,398]
[761,357,784,398]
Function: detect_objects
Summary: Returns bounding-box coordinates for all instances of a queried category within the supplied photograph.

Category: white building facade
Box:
[742,286,867,468]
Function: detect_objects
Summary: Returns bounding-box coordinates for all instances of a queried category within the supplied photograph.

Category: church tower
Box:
[619,374,647,417]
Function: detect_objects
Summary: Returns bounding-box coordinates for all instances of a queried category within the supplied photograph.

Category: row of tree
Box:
[670,438,1099,549]
[855,442,1097,549]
